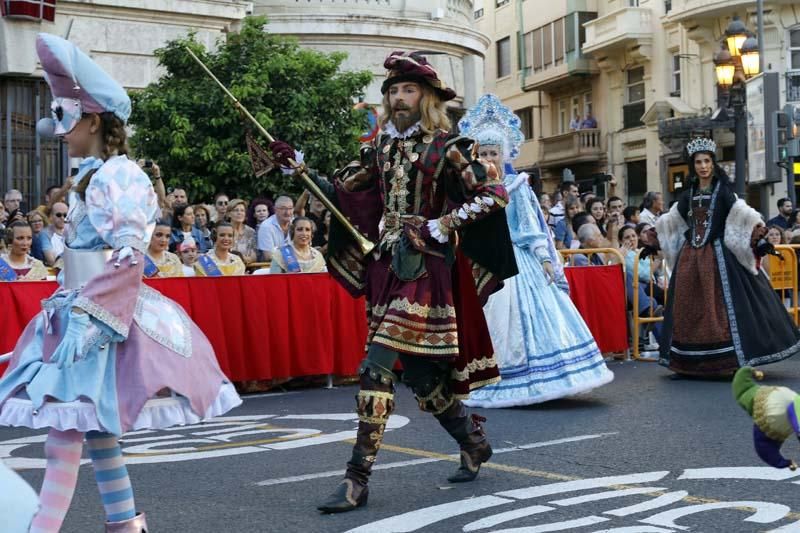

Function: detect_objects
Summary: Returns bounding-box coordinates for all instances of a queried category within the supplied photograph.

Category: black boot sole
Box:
[448,445,493,483]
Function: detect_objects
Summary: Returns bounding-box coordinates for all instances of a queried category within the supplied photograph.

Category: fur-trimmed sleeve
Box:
[723,198,763,275]
[654,203,688,268]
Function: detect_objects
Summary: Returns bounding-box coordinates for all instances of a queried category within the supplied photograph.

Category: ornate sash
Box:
[143,255,159,278]
[279,245,302,273]
[0,257,18,281]
[198,255,223,276]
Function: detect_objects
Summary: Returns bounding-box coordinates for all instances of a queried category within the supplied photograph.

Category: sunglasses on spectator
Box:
[54,213,67,218]
[217,201,228,206]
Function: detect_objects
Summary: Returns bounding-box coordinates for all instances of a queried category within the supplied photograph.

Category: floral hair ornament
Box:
[458,94,524,161]
[686,137,717,157]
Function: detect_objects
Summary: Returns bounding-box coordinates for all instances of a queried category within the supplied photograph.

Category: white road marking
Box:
[604,491,689,517]
[641,501,791,531]
[496,472,671,500]
[549,487,668,507]
[254,433,613,487]
[344,496,514,533]
[462,505,553,531]
[679,467,800,481]
[491,515,609,532]
[592,526,674,533]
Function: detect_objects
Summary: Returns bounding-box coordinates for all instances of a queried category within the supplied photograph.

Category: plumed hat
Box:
[381,51,457,102]
[36,33,131,123]
[733,367,800,470]
[458,94,524,160]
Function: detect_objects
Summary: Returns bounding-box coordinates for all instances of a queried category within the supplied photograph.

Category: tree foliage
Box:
[129,17,372,201]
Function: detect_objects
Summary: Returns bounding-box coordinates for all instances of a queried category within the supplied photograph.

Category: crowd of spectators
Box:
[0,159,331,281]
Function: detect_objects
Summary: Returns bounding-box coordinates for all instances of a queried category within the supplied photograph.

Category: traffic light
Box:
[772,110,789,163]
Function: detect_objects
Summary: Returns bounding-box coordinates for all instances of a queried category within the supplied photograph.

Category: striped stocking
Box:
[86,431,136,523]
[30,429,84,533]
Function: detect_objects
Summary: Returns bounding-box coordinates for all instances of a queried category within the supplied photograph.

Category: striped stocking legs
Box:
[85,431,136,523]
[30,429,84,533]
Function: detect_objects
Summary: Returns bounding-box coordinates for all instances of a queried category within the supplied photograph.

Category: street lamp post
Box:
[713,16,760,198]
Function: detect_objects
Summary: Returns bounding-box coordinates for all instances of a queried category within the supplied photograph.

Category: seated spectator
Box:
[0,221,48,280]
[45,202,68,260]
[539,193,555,230]
[193,204,214,251]
[767,198,793,229]
[623,205,640,228]
[3,189,24,224]
[146,220,184,277]
[766,225,785,247]
[196,222,246,276]
[170,204,208,254]
[295,191,329,249]
[247,198,273,230]
[257,195,294,262]
[268,217,327,274]
[213,193,229,223]
[580,111,597,129]
[177,238,199,277]
[27,210,55,266]
[621,224,665,303]
[226,199,258,265]
[172,187,189,206]
[587,198,607,236]
[554,195,581,250]
[572,224,621,266]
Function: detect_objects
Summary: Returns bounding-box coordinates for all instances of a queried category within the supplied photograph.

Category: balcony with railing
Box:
[538,129,603,168]
[665,0,764,23]
[582,7,653,59]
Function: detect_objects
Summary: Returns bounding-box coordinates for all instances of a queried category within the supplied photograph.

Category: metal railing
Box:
[631,249,667,361]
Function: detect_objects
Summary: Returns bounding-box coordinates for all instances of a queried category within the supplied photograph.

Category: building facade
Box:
[0,0,248,207]
[252,0,490,114]
[479,0,800,214]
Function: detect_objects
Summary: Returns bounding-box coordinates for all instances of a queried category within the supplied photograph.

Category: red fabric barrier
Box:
[0,274,367,380]
[564,265,629,353]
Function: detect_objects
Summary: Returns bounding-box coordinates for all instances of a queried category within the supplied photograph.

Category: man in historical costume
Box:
[271,51,517,513]
[644,138,800,377]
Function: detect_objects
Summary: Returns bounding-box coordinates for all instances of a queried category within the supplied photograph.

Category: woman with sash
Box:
[0,221,48,281]
[269,217,326,274]
[196,221,246,276]
[145,219,183,277]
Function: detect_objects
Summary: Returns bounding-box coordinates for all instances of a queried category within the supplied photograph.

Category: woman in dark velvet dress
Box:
[654,138,800,377]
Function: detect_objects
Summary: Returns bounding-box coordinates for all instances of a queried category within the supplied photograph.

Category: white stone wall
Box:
[253,0,490,107]
[0,0,249,87]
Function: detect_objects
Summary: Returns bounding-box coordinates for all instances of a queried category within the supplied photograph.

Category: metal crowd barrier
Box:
[768,245,799,326]
[631,249,668,361]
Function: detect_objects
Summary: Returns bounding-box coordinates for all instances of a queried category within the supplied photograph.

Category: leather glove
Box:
[269,140,296,168]
[49,311,91,368]
[750,224,768,249]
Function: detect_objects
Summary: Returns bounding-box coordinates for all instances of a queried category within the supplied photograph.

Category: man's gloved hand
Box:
[49,311,91,368]
[269,140,296,168]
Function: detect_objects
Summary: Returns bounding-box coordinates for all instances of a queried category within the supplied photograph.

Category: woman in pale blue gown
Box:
[459,94,614,408]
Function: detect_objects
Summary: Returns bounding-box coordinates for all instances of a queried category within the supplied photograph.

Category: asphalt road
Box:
[4,358,800,532]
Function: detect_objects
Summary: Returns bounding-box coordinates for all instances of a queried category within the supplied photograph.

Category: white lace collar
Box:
[384,121,422,140]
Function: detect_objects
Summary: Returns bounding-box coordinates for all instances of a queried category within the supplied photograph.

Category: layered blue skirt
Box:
[464,245,613,407]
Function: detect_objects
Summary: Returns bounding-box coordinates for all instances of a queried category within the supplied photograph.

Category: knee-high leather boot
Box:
[434,398,492,483]
[318,370,394,513]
